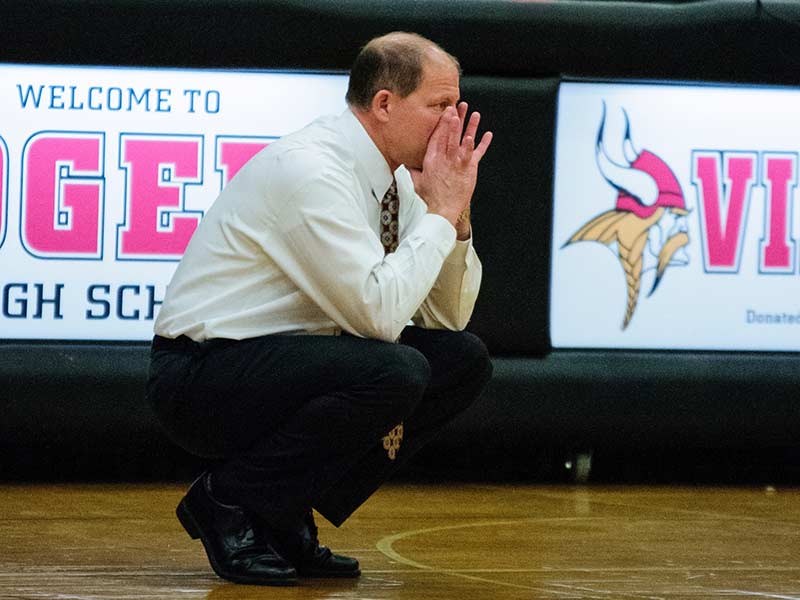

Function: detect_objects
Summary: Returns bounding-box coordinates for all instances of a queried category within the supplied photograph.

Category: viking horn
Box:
[595,104,659,207]
[622,108,639,164]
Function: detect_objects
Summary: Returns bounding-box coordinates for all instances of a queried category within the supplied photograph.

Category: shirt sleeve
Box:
[412,234,483,331]
[268,166,457,342]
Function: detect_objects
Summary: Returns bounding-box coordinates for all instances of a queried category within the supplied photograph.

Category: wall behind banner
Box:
[4,0,800,480]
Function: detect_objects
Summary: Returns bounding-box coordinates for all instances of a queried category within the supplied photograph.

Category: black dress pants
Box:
[146,326,492,528]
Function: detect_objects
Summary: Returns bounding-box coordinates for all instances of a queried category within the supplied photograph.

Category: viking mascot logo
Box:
[564,105,690,329]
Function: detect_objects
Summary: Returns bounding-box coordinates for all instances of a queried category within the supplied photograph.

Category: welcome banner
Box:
[0,64,348,340]
[551,80,800,351]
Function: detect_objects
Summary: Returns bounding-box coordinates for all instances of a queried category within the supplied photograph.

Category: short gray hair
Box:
[346,32,460,110]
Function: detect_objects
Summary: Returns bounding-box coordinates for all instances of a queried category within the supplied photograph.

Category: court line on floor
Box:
[3,565,800,577]
[718,591,800,600]
[520,487,800,528]
[376,518,669,600]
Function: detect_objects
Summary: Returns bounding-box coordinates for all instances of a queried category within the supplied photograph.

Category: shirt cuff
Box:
[445,234,473,265]
[417,213,457,257]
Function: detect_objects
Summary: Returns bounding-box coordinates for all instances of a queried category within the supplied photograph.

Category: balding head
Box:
[346,32,460,111]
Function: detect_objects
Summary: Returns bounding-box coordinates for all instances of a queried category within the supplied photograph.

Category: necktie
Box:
[380,179,399,255]
[379,179,403,459]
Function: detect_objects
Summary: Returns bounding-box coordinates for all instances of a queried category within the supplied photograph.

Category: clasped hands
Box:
[409,102,493,240]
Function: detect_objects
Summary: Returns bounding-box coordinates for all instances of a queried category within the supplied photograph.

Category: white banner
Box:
[551,80,800,351]
[0,63,348,340]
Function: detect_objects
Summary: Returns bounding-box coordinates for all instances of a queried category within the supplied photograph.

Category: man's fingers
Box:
[431,107,490,166]
[429,107,453,158]
[463,111,481,145]
[471,131,493,163]
[459,135,475,164]
[457,102,468,133]
[445,111,461,158]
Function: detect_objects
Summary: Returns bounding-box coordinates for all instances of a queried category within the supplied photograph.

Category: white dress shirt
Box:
[154,109,482,343]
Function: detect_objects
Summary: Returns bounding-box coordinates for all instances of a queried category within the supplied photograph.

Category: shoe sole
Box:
[176,499,298,586]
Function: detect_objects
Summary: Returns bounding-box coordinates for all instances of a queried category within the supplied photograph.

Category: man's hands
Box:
[409,102,493,240]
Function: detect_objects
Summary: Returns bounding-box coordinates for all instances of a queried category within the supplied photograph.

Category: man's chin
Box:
[404,158,424,172]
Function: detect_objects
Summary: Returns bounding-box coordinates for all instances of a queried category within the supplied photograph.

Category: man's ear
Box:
[371,90,392,123]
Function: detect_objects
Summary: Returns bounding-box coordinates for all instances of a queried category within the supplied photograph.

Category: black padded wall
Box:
[0,0,775,82]
[460,77,558,355]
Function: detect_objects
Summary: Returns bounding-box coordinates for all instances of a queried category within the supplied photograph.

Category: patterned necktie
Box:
[380,179,399,255]
[379,178,403,459]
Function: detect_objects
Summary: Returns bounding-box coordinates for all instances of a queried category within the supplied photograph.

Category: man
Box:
[146,31,493,586]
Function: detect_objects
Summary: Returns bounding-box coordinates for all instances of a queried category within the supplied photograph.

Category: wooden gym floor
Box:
[1,482,799,599]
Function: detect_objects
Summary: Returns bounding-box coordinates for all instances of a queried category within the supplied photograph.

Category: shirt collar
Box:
[338,108,395,202]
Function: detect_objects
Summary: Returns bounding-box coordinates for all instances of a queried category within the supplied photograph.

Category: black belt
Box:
[152,335,201,353]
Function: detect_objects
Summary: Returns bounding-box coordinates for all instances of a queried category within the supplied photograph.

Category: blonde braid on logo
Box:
[566,208,662,331]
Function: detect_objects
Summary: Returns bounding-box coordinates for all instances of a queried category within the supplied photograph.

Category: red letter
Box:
[692,151,756,272]
[117,135,203,259]
[760,153,796,273]
[21,132,105,258]
[215,136,273,188]
[0,136,7,249]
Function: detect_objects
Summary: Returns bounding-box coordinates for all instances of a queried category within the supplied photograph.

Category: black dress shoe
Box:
[264,509,361,578]
[176,473,297,586]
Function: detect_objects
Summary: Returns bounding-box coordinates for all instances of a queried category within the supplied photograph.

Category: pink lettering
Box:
[216,137,273,187]
[21,133,104,258]
[118,135,203,259]
[692,151,757,272]
[0,137,6,248]
[760,154,797,273]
